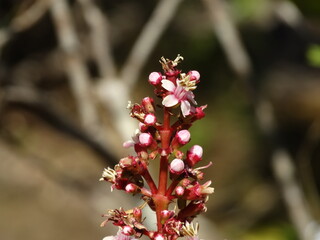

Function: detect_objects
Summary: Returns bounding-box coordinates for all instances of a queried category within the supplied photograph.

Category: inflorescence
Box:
[100,55,213,240]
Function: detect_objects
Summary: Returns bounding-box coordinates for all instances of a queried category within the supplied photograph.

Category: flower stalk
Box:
[100,55,213,240]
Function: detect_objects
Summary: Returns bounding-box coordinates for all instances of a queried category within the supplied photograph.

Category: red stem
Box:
[165,177,182,197]
[142,170,157,195]
[158,108,171,194]
[154,107,172,232]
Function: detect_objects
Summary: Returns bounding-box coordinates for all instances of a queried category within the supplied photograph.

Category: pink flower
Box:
[161,80,197,117]
[103,229,137,240]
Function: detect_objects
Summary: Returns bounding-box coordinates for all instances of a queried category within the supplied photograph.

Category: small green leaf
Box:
[306,44,320,67]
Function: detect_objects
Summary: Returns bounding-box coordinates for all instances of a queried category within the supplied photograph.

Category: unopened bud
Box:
[175,186,185,196]
[142,97,155,113]
[133,207,142,221]
[188,70,200,82]
[160,210,174,221]
[176,130,191,145]
[139,133,153,147]
[186,145,203,167]
[144,113,157,125]
[125,183,138,193]
[148,72,162,85]
[122,225,134,235]
[181,178,191,187]
[154,233,165,240]
[139,122,148,132]
[170,159,185,173]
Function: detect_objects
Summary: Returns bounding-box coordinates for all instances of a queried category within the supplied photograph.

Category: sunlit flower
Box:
[161,80,197,117]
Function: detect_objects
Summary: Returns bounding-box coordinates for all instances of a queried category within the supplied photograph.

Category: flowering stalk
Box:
[100,55,213,240]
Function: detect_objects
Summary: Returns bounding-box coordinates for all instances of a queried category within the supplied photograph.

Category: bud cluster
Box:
[100,55,213,240]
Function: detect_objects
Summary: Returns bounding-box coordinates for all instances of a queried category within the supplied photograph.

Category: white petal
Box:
[187,91,197,105]
[181,100,191,117]
[161,80,176,92]
[102,236,115,240]
[123,140,134,148]
[162,94,179,107]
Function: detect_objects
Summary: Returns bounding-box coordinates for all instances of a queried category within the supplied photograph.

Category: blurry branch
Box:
[0,0,52,52]
[199,0,320,236]
[272,149,320,240]
[10,0,52,32]
[1,85,119,166]
[273,0,303,28]
[50,0,100,133]
[201,0,252,79]
[121,0,184,87]
[77,0,116,79]
[298,120,320,219]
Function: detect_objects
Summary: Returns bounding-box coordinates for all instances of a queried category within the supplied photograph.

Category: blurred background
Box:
[0,0,320,239]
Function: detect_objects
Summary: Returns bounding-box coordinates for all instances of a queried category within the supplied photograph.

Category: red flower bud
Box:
[122,225,134,235]
[139,133,153,147]
[144,113,157,125]
[133,207,142,221]
[175,186,185,196]
[125,183,139,193]
[170,159,185,174]
[148,72,162,85]
[186,145,203,167]
[188,70,200,83]
[154,233,165,240]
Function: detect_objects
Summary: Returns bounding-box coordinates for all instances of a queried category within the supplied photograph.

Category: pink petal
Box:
[162,94,179,107]
[123,140,135,148]
[181,100,191,117]
[161,80,176,92]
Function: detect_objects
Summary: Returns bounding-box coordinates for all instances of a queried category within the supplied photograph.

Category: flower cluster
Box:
[100,55,213,240]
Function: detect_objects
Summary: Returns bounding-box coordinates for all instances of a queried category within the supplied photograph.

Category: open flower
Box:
[161,80,197,117]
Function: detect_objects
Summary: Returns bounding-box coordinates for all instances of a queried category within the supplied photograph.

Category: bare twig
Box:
[77,0,116,79]
[272,149,320,240]
[0,0,52,52]
[1,85,119,166]
[121,0,184,87]
[201,0,252,78]
[50,0,99,132]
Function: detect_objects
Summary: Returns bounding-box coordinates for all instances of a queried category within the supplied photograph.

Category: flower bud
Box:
[154,233,165,240]
[139,122,148,132]
[180,178,191,187]
[144,113,157,125]
[122,225,134,235]
[133,207,142,221]
[160,210,174,221]
[125,183,139,193]
[175,186,185,196]
[142,97,155,113]
[176,130,191,145]
[148,72,162,85]
[171,130,191,148]
[186,145,203,167]
[170,159,185,173]
[188,70,200,82]
[139,133,153,147]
